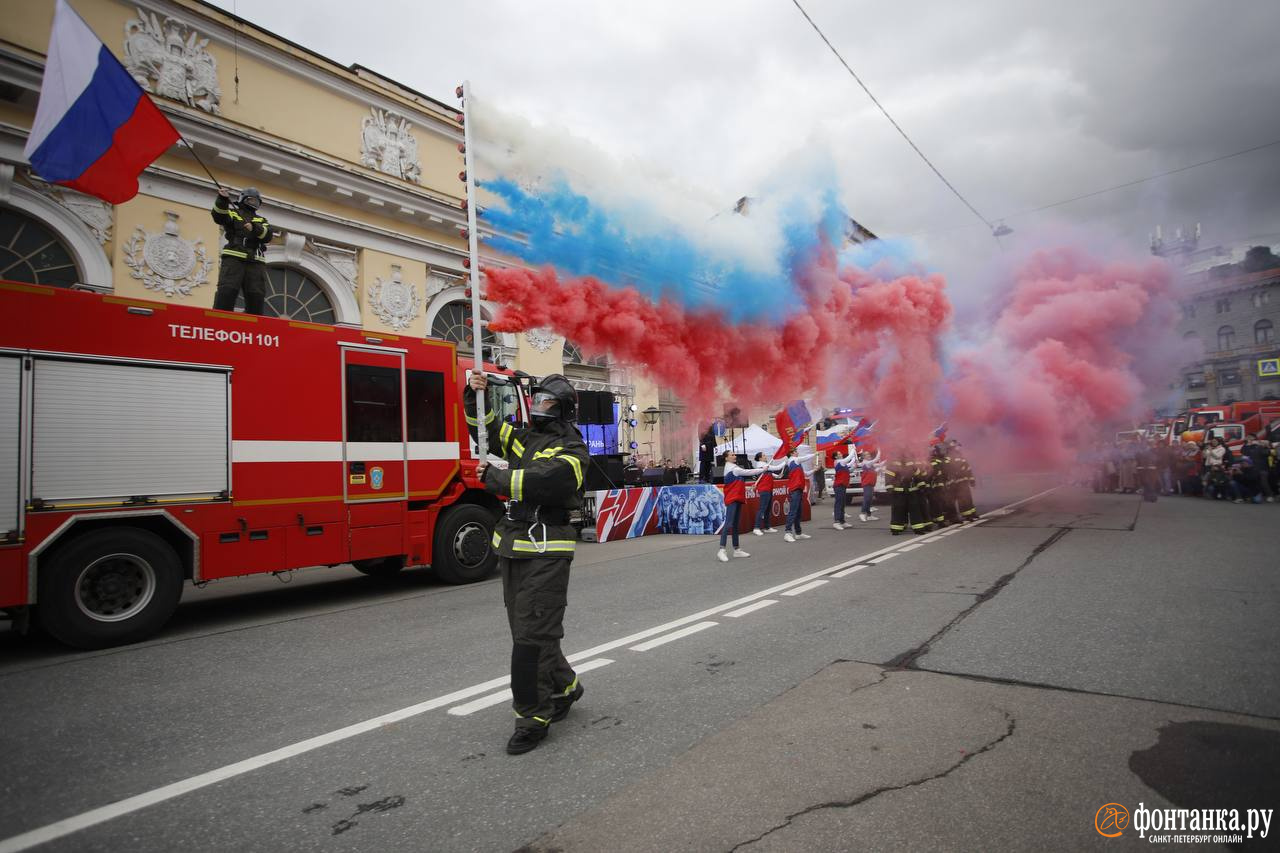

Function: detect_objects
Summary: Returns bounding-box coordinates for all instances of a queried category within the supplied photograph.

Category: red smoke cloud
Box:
[485,244,1177,471]
[948,247,1176,471]
[485,245,951,450]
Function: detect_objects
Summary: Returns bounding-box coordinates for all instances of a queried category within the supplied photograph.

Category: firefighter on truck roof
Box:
[211,186,272,315]
[466,370,590,755]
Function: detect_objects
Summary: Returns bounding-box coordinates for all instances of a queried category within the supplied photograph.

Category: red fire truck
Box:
[1174,401,1280,450]
[0,281,529,648]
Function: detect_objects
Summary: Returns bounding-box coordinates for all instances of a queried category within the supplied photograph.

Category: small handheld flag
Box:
[24,0,180,203]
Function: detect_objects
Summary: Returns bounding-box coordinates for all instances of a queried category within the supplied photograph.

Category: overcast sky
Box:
[225,0,1280,296]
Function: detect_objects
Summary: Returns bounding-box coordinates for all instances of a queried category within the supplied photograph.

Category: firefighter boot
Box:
[550,679,584,723]
[506,722,549,755]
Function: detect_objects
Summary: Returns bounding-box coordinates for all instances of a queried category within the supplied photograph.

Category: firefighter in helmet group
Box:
[211,186,273,315]
[466,370,590,755]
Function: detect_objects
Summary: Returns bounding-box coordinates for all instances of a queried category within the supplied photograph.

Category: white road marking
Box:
[0,485,1060,853]
[869,553,898,564]
[831,564,869,578]
[782,579,830,596]
[446,658,614,716]
[630,621,719,651]
[725,599,779,618]
[898,543,924,552]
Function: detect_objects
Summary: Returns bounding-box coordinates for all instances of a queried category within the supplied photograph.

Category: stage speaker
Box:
[576,390,616,425]
[584,453,626,491]
[575,390,601,425]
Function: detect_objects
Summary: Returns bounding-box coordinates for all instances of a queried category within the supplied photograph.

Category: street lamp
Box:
[642,406,661,427]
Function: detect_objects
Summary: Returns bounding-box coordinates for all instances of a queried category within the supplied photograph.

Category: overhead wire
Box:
[788,0,997,232]
[993,138,1280,221]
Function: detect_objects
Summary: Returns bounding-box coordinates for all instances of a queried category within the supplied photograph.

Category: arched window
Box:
[0,206,79,287]
[235,266,335,322]
[1217,325,1235,351]
[1256,319,1275,345]
[430,301,496,352]
[563,340,607,367]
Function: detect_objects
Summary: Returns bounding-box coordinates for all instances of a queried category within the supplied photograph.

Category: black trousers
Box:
[213,256,267,315]
[890,489,907,532]
[500,556,577,726]
[939,485,962,524]
[956,482,977,518]
[908,489,933,532]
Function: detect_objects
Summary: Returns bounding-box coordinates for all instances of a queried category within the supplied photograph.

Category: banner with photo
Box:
[591,484,808,542]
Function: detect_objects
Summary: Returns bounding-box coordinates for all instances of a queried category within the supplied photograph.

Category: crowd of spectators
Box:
[1085,433,1278,504]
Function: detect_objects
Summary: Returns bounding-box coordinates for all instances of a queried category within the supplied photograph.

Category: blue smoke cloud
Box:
[478,177,848,324]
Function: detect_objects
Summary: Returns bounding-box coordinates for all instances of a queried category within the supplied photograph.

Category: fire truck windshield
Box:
[487,376,524,427]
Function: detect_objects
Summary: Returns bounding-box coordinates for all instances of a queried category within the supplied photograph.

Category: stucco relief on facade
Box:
[360,108,422,183]
[123,9,222,114]
[308,241,359,294]
[122,211,212,297]
[367,264,422,330]
[24,171,113,246]
[524,328,557,352]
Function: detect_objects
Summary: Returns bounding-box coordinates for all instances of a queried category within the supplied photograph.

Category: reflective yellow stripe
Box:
[510,539,576,554]
[511,469,524,501]
[531,446,564,459]
[511,439,526,457]
[499,421,514,451]
[492,530,502,548]
[221,249,249,258]
[550,454,583,488]
[559,676,579,696]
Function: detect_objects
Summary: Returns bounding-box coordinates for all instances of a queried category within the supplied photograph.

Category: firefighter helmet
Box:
[530,373,577,422]
[238,187,262,209]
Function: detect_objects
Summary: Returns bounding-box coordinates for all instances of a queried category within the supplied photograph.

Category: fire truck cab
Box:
[1,282,525,648]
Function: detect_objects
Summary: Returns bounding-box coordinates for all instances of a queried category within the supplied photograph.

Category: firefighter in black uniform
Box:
[949,440,979,521]
[932,444,963,526]
[211,187,272,315]
[886,450,933,535]
[466,370,590,755]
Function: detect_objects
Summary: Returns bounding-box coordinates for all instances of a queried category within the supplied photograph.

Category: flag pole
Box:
[179,137,225,192]
[458,80,487,459]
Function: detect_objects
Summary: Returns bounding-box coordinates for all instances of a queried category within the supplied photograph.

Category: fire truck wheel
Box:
[433,504,497,585]
[37,527,183,649]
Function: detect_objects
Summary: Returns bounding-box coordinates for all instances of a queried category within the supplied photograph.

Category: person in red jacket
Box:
[718,451,766,562]
[832,449,852,529]
[783,449,811,542]
[858,448,883,522]
[750,451,787,536]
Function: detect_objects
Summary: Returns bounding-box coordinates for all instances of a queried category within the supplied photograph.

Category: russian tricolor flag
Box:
[24,0,180,204]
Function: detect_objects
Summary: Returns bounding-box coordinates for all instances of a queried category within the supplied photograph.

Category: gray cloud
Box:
[225,0,1280,292]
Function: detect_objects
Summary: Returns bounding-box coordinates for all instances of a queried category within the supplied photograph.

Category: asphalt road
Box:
[1,476,1276,852]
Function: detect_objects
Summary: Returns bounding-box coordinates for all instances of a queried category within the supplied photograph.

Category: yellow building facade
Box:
[0,0,686,461]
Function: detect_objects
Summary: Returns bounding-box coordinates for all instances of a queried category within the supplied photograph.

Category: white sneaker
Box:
[783,532,796,542]
[833,522,845,530]
[752,528,764,536]
[765,527,779,534]
[858,513,869,522]
[798,533,812,540]
[733,549,751,558]
[716,548,729,562]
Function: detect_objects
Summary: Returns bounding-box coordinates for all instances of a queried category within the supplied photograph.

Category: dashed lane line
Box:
[831,564,869,578]
[446,658,615,716]
[0,485,1059,853]
[781,579,830,597]
[630,621,719,652]
[725,599,779,618]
